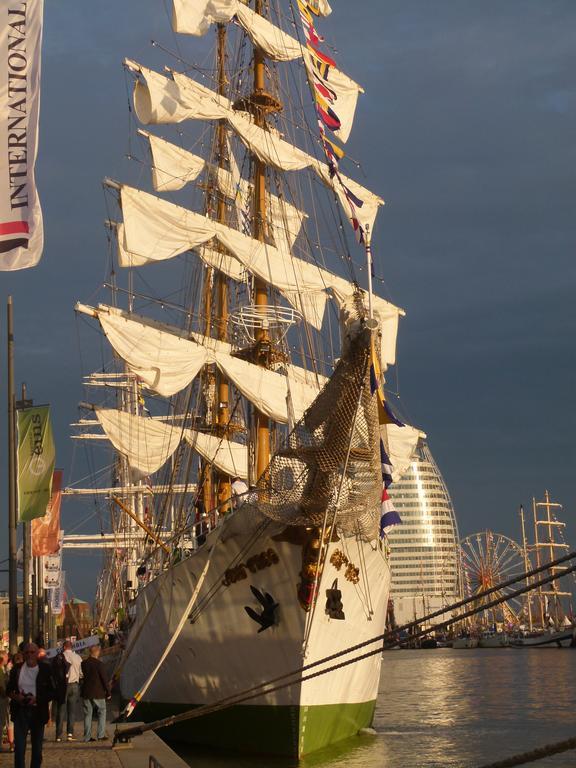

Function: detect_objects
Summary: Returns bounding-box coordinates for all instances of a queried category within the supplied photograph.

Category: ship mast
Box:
[519,504,533,632]
[201,23,232,518]
[215,23,232,515]
[252,0,275,482]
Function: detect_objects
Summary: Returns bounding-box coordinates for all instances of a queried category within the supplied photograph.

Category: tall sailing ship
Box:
[68,0,422,756]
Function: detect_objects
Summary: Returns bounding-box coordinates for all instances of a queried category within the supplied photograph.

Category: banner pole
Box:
[31,555,38,642]
[7,297,18,653]
[19,384,32,643]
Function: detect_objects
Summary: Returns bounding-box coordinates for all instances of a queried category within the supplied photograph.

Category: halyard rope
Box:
[115,552,576,741]
[474,736,576,768]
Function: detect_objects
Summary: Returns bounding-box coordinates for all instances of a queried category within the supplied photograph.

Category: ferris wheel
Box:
[460,531,526,626]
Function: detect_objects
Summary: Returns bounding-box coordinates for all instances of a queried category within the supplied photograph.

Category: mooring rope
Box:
[475,736,576,768]
[115,557,576,742]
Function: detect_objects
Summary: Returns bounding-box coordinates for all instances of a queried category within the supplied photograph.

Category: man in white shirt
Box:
[7,643,55,768]
[231,477,249,509]
[62,641,83,741]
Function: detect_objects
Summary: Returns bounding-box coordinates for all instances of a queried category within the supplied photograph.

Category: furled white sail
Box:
[95,408,184,475]
[212,350,319,424]
[118,185,402,362]
[97,307,210,397]
[197,244,247,282]
[118,184,327,329]
[172,2,359,141]
[171,0,236,36]
[138,130,306,249]
[215,166,306,250]
[173,2,333,63]
[126,62,382,232]
[143,131,205,192]
[185,430,248,479]
[87,306,323,421]
[386,424,423,482]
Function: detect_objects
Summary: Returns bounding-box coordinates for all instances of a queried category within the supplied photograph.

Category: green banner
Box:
[17,405,56,522]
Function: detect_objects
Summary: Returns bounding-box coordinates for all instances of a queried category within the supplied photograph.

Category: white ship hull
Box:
[452,637,479,649]
[510,629,575,648]
[120,511,390,756]
[478,633,509,648]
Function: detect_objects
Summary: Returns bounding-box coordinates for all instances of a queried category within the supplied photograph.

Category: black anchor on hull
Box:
[244,585,279,633]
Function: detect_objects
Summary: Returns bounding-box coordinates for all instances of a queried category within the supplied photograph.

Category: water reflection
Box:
[175,649,576,768]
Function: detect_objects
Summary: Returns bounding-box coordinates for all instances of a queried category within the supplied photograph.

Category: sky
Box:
[1,0,575,602]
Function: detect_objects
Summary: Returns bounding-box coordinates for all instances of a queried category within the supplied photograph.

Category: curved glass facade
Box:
[387,440,462,627]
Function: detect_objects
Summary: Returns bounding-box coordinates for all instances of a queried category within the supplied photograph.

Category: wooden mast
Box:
[253,0,271,483]
[519,504,533,632]
[200,25,229,518]
[215,23,232,515]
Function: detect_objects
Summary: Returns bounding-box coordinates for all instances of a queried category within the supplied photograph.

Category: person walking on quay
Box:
[81,644,110,742]
[0,651,11,752]
[50,647,70,742]
[62,641,82,741]
[6,642,55,768]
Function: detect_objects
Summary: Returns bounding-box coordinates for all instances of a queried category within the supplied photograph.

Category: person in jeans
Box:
[50,647,70,742]
[56,640,82,741]
[0,651,10,752]
[80,644,110,741]
[6,643,55,768]
[62,641,82,740]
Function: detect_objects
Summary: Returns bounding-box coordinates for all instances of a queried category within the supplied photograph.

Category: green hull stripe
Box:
[133,700,376,757]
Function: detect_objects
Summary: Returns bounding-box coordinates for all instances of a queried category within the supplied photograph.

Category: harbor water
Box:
[172,648,576,767]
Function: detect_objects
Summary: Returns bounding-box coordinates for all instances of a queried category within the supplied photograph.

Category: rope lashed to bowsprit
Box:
[475,736,576,768]
[255,324,382,540]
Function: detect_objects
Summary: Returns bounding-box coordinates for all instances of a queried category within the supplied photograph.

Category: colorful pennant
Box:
[369,340,404,536]
[297,0,368,242]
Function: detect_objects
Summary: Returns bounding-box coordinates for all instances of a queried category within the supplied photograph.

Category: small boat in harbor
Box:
[452,635,479,649]
[478,632,509,648]
[509,629,575,648]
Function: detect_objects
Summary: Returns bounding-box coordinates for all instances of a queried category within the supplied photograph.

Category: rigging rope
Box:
[474,736,576,768]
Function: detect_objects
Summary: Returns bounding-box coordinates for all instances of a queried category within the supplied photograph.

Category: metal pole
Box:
[7,297,18,653]
[37,556,45,645]
[21,383,30,643]
[22,522,30,642]
[31,555,38,642]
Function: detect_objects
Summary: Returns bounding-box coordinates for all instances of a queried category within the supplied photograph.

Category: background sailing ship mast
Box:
[525,492,572,628]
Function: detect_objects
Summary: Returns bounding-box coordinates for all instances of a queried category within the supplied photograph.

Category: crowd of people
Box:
[0,639,112,767]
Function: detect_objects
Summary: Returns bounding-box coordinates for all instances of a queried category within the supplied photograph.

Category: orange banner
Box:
[32,469,63,556]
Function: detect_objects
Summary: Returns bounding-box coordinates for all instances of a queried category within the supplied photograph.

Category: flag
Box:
[49,574,64,614]
[42,539,62,589]
[370,342,404,535]
[17,405,56,521]
[307,0,332,16]
[0,0,44,269]
[380,488,401,535]
[32,469,63,556]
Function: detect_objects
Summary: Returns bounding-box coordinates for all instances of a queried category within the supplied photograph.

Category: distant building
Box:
[387,440,462,627]
[58,598,93,640]
[0,594,25,649]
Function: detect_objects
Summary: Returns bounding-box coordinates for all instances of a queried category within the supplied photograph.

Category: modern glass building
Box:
[387,440,462,627]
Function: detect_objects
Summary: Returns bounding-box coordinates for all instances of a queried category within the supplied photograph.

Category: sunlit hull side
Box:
[120,512,390,757]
